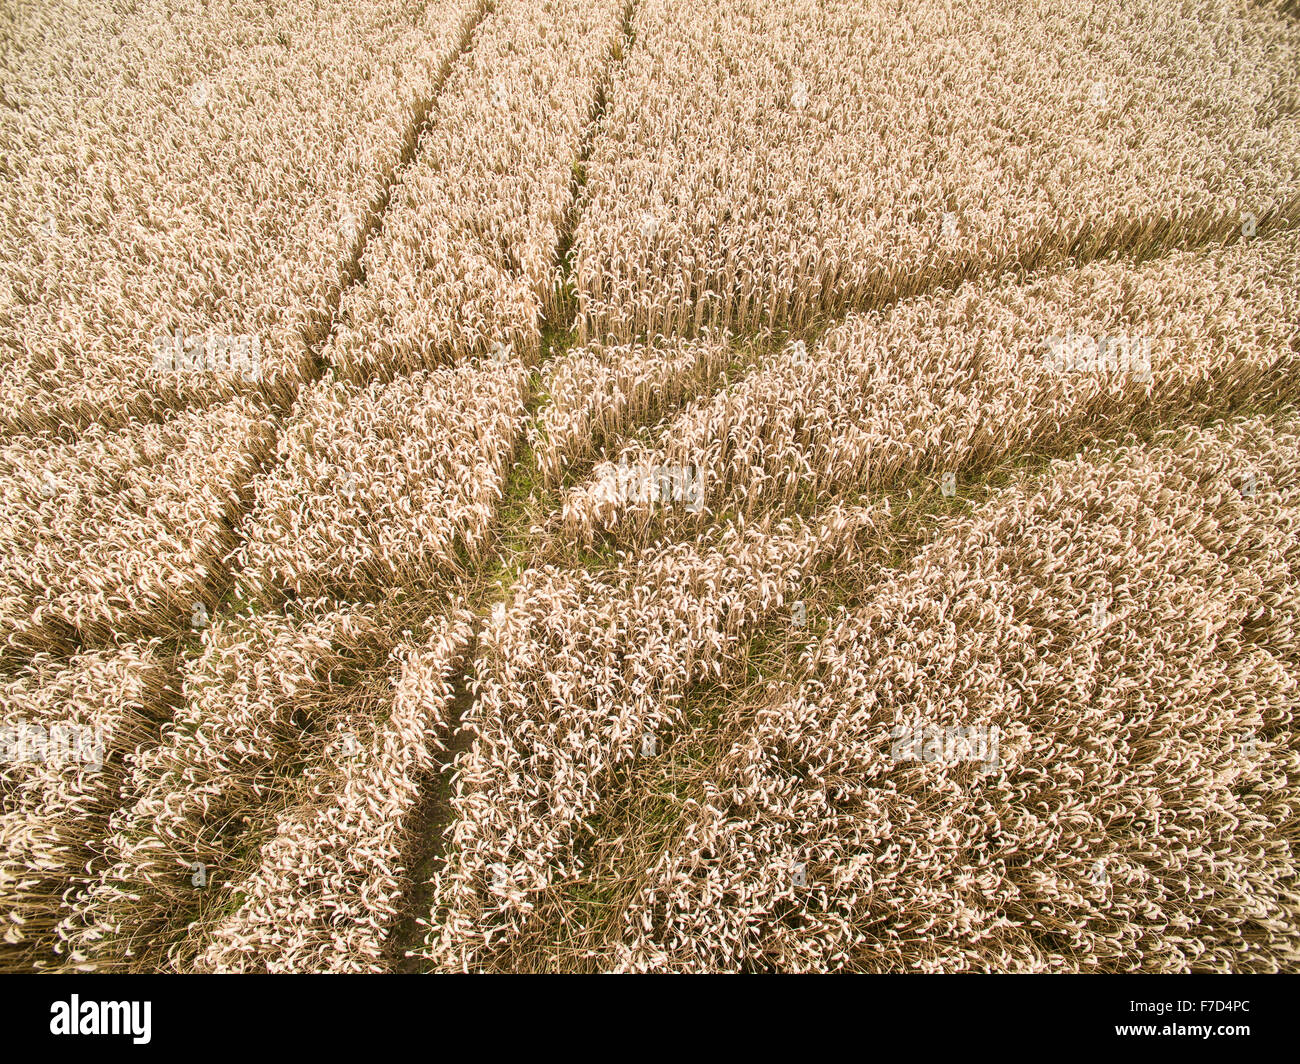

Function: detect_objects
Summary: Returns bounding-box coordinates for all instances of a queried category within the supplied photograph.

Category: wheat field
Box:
[1,0,1298,974]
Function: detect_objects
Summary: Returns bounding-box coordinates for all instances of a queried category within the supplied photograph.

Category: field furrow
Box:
[188,611,474,973]
[54,597,451,971]
[324,0,634,381]
[420,503,880,971]
[558,228,1300,551]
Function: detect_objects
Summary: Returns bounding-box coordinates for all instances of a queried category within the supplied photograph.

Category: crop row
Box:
[604,412,1300,971]
[569,0,1300,344]
[559,227,1300,549]
[1,0,480,432]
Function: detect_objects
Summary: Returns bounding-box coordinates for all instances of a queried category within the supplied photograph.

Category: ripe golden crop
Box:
[3,0,1299,976]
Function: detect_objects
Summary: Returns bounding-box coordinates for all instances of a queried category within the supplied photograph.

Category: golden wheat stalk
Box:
[419,504,879,972]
